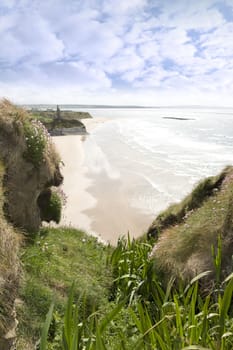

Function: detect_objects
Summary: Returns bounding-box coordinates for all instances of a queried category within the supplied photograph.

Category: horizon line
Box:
[22,103,233,109]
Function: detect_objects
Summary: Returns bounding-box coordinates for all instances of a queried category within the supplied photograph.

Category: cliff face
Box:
[0,100,63,348]
[45,118,87,136]
[0,100,63,231]
[149,166,233,286]
[29,108,89,136]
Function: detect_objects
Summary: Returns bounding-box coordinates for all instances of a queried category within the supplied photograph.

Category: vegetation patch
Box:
[37,188,62,224]
[150,166,233,283]
[0,160,20,337]
[37,235,233,350]
[17,227,112,348]
[148,166,232,238]
[23,119,49,168]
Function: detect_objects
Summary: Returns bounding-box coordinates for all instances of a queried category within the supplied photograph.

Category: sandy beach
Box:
[53,134,96,232]
[53,118,154,244]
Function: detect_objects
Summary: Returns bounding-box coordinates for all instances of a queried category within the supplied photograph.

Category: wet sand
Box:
[83,172,154,244]
[53,118,154,244]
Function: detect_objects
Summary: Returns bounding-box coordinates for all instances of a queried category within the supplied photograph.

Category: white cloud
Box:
[103,0,147,16]
[0,11,64,65]
[43,61,111,89]
[200,23,233,59]
[0,0,233,105]
[59,14,123,64]
[105,46,144,75]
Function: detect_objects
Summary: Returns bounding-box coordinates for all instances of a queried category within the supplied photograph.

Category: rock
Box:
[0,100,63,231]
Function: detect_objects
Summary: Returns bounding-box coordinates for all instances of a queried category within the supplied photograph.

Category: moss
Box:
[37,188,62,224]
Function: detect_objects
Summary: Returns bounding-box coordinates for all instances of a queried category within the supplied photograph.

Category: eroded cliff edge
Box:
[148,166,233,287]
[0,100,63,349]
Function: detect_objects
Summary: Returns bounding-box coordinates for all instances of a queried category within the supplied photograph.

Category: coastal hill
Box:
[29,106,91,135]
[148,166,233,284]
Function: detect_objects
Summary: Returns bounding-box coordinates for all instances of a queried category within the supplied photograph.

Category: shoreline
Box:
[52,117,154,244]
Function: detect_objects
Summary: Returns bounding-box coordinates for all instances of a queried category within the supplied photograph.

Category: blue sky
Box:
[0,0,233,105]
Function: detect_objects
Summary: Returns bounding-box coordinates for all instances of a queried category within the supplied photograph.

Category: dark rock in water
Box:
[162,117,195,121]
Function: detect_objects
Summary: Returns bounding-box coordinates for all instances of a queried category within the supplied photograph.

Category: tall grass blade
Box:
[219,275,233,337]
[40,302,54,350]
[182,346,212,349]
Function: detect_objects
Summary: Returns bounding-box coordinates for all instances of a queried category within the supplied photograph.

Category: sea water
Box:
[79,106,233,217]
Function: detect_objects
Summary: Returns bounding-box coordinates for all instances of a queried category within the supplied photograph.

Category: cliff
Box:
[29,108,90,135]
[43,117,87,136]
[148,166,233,286]
[0,99,63,348]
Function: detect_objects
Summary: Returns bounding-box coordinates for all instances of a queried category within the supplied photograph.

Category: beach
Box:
[53,118,154,244]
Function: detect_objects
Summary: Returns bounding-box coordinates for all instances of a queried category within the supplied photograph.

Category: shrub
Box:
[37,189,62,224]
[23,119,49,168]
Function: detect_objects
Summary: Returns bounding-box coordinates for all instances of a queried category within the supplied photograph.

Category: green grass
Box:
[17,227,113,347]
[0,160,20,336]
[149,166,233,282]
[148,166,231,238]
[38,236,233,350]
[29,109,92,121]
[17,226,233,349]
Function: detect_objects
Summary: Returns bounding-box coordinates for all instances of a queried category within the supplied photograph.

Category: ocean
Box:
[52,106,233,242]
[82,107,233,213]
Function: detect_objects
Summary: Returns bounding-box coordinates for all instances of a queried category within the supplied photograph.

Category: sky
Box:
[0,0,233,106]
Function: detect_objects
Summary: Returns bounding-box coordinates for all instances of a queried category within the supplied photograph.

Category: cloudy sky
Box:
[0,0,233,106]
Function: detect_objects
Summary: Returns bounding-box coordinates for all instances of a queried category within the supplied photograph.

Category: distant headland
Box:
[28,105,92,135]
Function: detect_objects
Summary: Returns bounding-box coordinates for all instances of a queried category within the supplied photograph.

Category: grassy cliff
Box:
[0,160,20,348]
[18,167,233,349]
[1,100,233,349]
[29,108,90,135]
[149,166,233,283]
[0,100,63,348]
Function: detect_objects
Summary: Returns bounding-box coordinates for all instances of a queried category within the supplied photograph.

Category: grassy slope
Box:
[16,167,233,349]
[151,166,233,282]
[17,227,112,348]
[0,160,20,336]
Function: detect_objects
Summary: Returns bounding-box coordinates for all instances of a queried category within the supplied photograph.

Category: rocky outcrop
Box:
[0,99,63,348]
[46,118,87,136]
[29,108,90,136]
